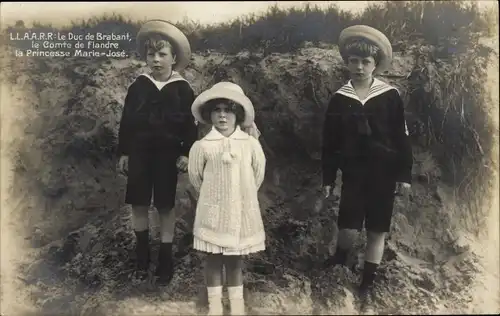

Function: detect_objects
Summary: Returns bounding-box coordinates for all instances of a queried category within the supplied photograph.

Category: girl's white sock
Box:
[227,285,245,315]
[207,286,223,315]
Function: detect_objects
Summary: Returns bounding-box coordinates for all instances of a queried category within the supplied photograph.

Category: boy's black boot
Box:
[134,230,151,279]
[358,261,378,311]
[156,242,174,286]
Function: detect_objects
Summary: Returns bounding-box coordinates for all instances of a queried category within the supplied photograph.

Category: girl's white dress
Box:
[188,126,267,255]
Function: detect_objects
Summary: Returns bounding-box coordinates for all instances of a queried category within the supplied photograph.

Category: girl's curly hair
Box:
[200,98,246,125]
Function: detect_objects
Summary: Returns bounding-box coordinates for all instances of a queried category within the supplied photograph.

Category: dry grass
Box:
[405,36,496,235]
[3,1,489,55]
[482,7,499,38]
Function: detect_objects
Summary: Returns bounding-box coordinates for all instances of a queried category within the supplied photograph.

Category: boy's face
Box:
[146,44,176,78]
[211,103,237,132]
[347,55,376,81]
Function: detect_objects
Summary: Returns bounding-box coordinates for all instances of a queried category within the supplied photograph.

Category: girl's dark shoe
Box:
[134,230,151,280]
[156,242,174,286]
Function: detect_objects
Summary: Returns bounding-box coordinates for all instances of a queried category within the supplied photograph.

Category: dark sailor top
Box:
[321,78,413,186]
[117,72,198,157]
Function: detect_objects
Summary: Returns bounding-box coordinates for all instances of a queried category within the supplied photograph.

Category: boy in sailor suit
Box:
[321,25,413,309]
[116,19,198,286]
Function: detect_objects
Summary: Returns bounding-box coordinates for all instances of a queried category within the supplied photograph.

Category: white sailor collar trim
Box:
[203,126,250,141]
[138,71,190,91]
[335,77,397,105]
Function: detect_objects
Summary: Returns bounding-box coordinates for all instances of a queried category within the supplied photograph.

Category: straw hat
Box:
[136,19,191,71]
[338,25,393,73]
[191,82,255,128]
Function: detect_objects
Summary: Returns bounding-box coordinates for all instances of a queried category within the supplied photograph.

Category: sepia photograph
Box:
[1,1,499,315]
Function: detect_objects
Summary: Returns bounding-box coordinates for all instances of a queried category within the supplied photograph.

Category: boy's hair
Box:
[141,34,175,58]
[200,98,246,125]
[342,38,382,65]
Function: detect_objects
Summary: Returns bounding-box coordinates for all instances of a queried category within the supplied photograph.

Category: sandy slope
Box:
[466,34,500,314]
[0,40,495,315]
[0,81,40,315]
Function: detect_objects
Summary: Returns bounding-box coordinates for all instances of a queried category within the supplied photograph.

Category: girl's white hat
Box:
[338,25,393,74]
[191,82,255,128]
[136,19,191,71]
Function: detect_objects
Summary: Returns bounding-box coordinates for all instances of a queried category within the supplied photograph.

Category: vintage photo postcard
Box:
[1,1,498,315]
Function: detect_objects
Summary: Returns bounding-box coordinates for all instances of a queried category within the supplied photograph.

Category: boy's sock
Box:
[227,285,245,315]
[358,261,378,311]
[207,286,223,315]
[134,229,150,272]
[360,261,378,292]
[156,242,174,285]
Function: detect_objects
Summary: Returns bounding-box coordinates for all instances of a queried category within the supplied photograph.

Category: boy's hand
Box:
[117,155,129,176]
[322,185,334,198]
[395,182,411,196]
[176,156,188,172]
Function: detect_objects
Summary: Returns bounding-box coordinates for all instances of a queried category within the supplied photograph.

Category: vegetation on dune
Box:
[4,1,490,53]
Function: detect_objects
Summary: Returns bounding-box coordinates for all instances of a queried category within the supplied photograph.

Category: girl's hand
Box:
[176,156,189,172]
[117,155,129,175]
[395,182,411,196]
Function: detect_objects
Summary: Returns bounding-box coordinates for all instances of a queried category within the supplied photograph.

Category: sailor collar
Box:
[138,71,190,91]
[203,126,250,141]
[335,77,397,105]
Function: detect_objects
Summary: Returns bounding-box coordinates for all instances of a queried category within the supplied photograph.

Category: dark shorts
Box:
[125,149,179,211]
[337,161,397,233]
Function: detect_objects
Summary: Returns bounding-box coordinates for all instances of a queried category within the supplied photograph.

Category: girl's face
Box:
[211,103,237,132]
[347,55,376,81]
[146,42,176,80]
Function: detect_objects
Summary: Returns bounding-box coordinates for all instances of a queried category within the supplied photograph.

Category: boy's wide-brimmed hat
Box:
[338,25,393,73]
[191,82,255,128]
[136,19,191,71]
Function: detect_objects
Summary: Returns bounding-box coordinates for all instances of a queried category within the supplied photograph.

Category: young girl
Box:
[321,25,413,308]
[188,82,266,315]
[116,19,198,285]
